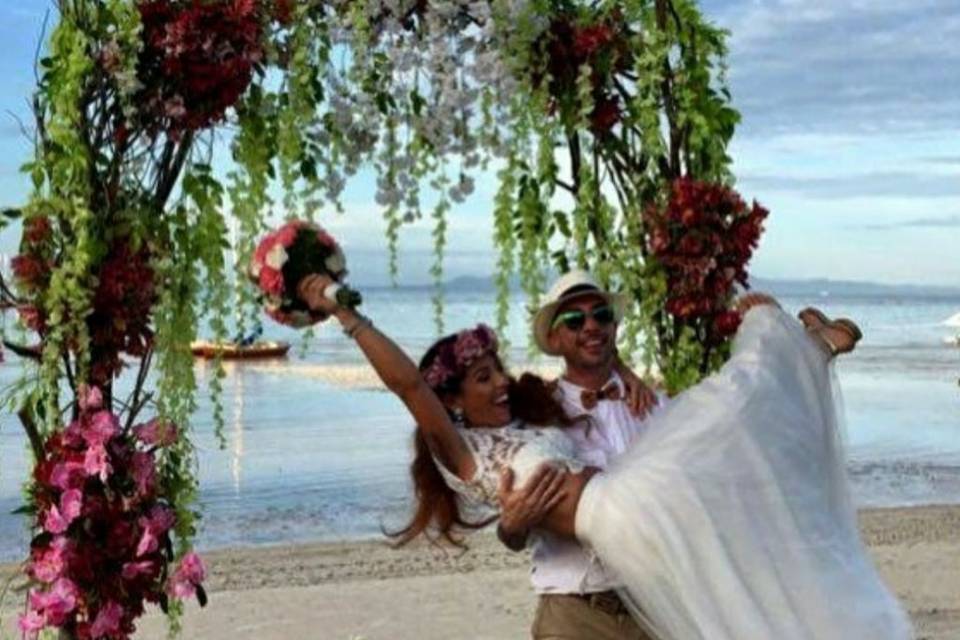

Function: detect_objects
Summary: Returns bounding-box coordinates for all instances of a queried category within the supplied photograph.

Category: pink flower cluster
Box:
[646,178,769,340]
[422,324,499,391]
[19,386,204,639]
[249,219,348,328]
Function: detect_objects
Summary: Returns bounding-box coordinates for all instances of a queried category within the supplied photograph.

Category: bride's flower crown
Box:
[422,324,499,391]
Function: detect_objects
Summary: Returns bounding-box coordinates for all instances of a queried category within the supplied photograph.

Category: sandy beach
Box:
[1,505,958,639]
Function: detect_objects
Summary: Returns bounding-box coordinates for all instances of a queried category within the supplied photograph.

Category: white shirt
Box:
[527,372,656,594]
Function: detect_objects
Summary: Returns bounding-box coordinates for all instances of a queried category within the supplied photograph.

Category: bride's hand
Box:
[297,274,339,315]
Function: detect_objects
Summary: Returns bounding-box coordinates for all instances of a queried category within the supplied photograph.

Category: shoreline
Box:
[2,504,959,638]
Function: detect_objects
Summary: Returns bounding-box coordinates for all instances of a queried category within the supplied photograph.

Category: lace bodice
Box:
[434,422,586,509]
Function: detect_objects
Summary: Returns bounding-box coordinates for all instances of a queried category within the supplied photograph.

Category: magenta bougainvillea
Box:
[20,386,204,639]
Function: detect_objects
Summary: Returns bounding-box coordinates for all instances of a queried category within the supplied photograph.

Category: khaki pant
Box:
[531,594,655,640]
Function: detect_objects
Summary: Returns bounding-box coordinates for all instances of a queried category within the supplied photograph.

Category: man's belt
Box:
[571,589,630,617]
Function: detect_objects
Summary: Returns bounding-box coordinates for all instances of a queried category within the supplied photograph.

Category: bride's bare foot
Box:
[798,307,862,357]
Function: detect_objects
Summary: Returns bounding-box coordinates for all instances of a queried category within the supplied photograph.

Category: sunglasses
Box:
[551,305,616,331]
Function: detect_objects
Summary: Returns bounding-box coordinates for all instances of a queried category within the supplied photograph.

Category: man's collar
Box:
[557,371,622,394]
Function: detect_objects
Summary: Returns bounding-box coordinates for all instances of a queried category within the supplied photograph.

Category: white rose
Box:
[249,259,262,279]
[325,248,346,274]
[265,243,288,271]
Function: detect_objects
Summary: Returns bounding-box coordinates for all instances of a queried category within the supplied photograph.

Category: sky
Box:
[0,0,957,287]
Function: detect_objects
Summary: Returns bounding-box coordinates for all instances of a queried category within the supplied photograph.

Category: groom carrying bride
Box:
[495,269,660,640]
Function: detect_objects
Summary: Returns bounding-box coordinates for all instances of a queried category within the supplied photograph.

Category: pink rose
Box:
[259,267,285,297]
[167,551,206,599]
[274,222,301,247]
[90,601,124,638]
[78,384,103,412]
[453,325,496,367]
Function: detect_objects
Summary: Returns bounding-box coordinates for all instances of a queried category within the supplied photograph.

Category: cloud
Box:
[858,214,960,230]
[739,171,960,199]
[921,155,960,165]
[707,0,960,137]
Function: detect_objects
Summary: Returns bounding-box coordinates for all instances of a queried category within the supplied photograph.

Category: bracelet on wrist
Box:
[342,313,372,339]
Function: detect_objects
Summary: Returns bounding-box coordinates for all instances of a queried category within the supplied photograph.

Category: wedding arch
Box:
[0,0,766,636]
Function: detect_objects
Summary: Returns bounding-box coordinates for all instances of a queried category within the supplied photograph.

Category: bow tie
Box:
[580,382,622,410]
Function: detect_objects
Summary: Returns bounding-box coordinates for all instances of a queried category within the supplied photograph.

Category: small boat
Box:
[190,340,291,360]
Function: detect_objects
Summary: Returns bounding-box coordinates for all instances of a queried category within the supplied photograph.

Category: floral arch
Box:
[0,0,766,637]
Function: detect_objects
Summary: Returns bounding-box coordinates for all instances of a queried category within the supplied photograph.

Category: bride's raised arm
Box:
[297,274,476,480]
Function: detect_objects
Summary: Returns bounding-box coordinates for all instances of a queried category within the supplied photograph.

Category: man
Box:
[497,269,660,640]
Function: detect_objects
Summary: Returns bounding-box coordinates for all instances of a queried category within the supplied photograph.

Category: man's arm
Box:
[496,465,567,553]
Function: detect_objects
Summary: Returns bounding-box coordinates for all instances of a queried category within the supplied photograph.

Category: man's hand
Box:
[615,361,659,418]
[496,465,567,552]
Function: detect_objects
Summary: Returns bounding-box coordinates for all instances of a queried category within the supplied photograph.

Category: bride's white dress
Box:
[436,306,912,639]
[575,306,911,639]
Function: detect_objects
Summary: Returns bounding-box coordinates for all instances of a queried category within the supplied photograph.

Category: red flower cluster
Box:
[538,14,629,134]
[273,0,294,25]
[646,178,769,339]
[573,24,616,59]
[11,254,49,290]
[89,241,157,385]
[11,215,55,294]
[20,386,203,639]
[24,216,53,244]
[137,0,265,137]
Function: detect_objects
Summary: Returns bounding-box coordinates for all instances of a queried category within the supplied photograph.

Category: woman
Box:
[298,275,911,639]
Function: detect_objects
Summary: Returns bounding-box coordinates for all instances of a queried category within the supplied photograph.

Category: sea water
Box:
[0,289,958,560]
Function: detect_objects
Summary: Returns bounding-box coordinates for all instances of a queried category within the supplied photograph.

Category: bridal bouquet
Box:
[18,386,205,639]
[249,220,362,327]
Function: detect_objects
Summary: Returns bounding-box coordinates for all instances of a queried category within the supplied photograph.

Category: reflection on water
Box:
[228,362,245,496]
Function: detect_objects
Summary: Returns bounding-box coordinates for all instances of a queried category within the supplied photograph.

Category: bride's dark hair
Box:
[386,334,582,548]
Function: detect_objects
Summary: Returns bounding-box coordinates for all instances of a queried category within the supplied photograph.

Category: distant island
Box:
[363,274,960,299]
